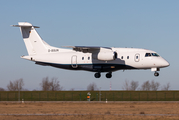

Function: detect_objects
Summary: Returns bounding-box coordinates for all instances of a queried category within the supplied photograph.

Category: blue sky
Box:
[0,0,178,90]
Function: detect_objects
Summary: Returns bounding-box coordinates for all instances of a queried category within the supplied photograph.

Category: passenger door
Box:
[71,55,78,68]
[134,53,140,62]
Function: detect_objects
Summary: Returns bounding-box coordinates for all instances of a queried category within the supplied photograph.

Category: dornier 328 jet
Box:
[12,22,169,78]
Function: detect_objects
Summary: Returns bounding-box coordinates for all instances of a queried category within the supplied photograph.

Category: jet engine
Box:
[97,51,117,61]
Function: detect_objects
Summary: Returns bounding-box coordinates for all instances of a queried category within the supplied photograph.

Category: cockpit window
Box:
[151,53,159,57]
[145,53,159,57]
[145,53,151,57]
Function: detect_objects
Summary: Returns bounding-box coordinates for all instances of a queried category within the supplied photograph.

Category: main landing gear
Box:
[94,72,101,78]
[154,71,159,77]
[94,72,112,78]
[106,72,112,78]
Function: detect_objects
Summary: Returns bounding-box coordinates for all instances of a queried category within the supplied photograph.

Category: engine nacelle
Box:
[97,51,117,61]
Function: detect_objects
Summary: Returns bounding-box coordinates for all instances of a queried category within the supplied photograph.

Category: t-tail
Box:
[12,22,55,55]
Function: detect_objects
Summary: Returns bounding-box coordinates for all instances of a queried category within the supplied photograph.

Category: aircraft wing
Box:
[63,46,112,52]
[63,46,111,49]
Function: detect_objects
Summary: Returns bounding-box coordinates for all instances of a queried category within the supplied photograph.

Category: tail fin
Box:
[13,22,49,55]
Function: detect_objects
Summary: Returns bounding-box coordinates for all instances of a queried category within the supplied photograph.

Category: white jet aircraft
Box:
[12,22,169,78]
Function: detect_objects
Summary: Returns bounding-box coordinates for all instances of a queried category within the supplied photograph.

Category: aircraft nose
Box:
[162,59,170,67]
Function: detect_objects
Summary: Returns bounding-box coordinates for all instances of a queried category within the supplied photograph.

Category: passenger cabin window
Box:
[82,57,84,60]
[136,56,138,59]
[88,57,90,60]
[121,56,123,59]
[127,56,129,59]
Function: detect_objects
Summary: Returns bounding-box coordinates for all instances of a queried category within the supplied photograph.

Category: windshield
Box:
[145,53,159,57]
[145,53,151,57]
[151,53,159,57]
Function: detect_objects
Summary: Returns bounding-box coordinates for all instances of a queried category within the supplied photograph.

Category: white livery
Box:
[12,22,169,78]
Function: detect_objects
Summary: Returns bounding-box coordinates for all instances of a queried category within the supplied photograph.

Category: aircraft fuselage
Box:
[22,47,169,73]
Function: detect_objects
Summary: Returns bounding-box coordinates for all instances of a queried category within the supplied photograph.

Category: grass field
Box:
[0,91,179,101]
[0,101,179,120]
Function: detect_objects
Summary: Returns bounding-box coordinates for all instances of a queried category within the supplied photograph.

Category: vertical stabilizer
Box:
[13,22,48,55]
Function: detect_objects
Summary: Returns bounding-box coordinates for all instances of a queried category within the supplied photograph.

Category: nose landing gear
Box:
[154,72,159,77]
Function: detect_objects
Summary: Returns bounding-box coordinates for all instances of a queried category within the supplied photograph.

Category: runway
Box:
[0,101,179,119]
[0,113,179,116]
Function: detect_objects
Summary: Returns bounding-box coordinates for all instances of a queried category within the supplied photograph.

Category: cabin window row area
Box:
[121,56,129,60]
[82,57,90,60]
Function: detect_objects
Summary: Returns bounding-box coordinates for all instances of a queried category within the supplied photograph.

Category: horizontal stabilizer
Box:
[12,25,39,28]
[12,22,39,28]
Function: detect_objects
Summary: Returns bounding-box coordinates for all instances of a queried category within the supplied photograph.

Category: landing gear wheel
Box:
[106,72,112,78]
[94,73,101,78]
[154,72,159,77]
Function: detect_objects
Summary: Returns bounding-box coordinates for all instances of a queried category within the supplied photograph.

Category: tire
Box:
[106,73,112,78]
[94,73,101,78]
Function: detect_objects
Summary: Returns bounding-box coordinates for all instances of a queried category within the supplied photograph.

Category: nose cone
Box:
[161,59,170,67]
[153,57,170,68]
